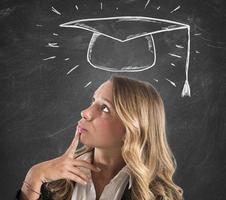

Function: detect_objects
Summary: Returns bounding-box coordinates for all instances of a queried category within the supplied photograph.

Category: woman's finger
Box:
[64,171,89,185]
[67,166,91,183]
[64,128,81,157]
[73,159,101,172]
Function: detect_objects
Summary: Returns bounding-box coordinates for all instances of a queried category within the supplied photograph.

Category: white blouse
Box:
[71,151,132,200]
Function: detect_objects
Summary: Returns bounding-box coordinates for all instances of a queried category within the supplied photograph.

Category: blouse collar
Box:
[77,150,133,189]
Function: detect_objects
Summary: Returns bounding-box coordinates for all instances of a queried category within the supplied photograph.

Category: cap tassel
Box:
[181,80,191,97]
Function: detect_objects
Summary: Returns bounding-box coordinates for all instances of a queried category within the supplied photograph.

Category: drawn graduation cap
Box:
[60,16,191,97]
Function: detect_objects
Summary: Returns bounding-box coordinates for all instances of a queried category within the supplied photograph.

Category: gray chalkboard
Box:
[0,0,225,199]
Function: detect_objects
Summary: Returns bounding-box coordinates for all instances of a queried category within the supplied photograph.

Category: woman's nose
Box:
[81,107,93,121]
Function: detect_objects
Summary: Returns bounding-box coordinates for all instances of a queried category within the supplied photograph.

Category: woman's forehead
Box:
[94,81,112,97]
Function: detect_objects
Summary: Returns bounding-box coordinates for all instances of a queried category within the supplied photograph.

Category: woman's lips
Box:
[77,125,88,133]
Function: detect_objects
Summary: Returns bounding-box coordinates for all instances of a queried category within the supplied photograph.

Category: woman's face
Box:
[77,80,126,149]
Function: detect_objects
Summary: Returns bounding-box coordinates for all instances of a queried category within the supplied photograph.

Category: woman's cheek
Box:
[96,128,123,147]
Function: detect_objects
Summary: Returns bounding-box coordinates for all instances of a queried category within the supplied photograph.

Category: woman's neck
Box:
[91,147,126,179]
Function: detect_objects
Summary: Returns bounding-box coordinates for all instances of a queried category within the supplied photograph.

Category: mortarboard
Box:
[60,16,191,97]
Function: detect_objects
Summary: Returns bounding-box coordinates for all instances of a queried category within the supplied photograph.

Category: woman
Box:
[16,75,184,200]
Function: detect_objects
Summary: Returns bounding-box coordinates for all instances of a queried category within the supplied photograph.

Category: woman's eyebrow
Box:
[92,96,114,108]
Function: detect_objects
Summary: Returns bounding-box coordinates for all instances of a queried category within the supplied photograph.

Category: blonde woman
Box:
[16,75,184,200]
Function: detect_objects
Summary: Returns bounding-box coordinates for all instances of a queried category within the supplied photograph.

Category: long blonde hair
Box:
[45,75,184,200]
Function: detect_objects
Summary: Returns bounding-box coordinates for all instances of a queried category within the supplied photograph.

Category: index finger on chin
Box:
[65,128,81,156]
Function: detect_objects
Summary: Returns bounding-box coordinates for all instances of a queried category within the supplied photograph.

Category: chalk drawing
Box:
[46,43,59,48]
[170,5,181,13]
[176,44,184,48]
[170,63,176,66]
[60,16,191,97]
[51,6,61,15]
[67,65,79,75]
[165,78,176,87]
[168,53,182,58]
[144,0,151,9]
[43,56,56,60]
[100,2,103,10]
[84,81,92,88]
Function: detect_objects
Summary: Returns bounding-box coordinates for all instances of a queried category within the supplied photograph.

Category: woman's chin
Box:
[80,139,94,148]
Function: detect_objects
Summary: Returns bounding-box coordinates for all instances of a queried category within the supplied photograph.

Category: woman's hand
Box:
[30,128,101,185]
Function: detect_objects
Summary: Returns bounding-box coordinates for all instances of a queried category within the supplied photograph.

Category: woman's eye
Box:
[90,98,110,113]
[101,105,110,113]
